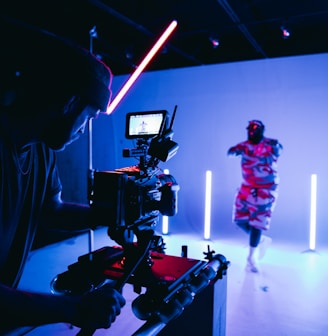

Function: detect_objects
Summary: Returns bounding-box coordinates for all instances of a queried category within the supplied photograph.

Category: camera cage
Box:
[92,107,179,240]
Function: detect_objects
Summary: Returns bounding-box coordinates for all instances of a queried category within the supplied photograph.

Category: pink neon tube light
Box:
[106,20,178,115]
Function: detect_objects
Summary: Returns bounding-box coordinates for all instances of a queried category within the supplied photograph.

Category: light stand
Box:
[86,26,98,258]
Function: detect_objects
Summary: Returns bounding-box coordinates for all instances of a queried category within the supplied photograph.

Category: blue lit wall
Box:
[57,53,328,248]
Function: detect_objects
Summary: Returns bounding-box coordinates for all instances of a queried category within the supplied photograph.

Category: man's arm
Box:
[41,191,102,232]
[267,138,283,157]
[0,282,125,331]
[227,143,244,156]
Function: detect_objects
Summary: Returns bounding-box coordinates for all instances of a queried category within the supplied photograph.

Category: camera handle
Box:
[76,229,156,336]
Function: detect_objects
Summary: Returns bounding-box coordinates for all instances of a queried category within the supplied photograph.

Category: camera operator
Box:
[0,19,125,334]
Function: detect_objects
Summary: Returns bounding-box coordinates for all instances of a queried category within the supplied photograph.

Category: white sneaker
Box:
[247,256,259,273]
[258,235,272,260]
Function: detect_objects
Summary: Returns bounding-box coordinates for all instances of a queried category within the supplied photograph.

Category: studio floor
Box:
[18,228,328,336]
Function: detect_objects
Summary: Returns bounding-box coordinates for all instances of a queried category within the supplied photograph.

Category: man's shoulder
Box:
[263,137,282,147]
[33,142,56,158]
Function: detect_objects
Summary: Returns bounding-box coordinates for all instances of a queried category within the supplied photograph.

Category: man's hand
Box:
[227,144,244,156]
[73,284,126,330]
[268,139,278,146]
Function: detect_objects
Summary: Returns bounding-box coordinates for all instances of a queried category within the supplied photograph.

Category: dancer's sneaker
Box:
[246,256,259,273]
[258,235,272,260]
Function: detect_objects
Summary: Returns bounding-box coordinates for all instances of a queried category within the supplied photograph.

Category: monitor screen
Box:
[125,110,167,139]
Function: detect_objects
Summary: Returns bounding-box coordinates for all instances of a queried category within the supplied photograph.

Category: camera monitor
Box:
[125,110,167,139]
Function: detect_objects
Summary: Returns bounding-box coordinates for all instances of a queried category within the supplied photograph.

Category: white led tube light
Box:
[309,174,317,250]
[204,170,212,240]
[162,169,170,234]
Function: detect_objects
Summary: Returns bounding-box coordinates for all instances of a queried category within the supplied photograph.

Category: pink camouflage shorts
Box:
[232,184,278,230]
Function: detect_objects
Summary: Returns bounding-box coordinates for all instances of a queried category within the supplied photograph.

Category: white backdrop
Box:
[57,52,328,249]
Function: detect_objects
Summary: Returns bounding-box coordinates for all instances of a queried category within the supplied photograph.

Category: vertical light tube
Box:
[204,170,212,240]
[309,174,317,250]
[106,20,178,115]
[162,216,169,235]
[162,169,170,234]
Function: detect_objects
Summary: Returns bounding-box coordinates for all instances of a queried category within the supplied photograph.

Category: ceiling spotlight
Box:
[89,26,98,39]
[280,25,291,39]
[209,36,220,49]
[125,46,134,60]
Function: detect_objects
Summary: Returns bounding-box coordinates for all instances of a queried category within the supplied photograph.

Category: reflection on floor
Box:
[19,228,328,336]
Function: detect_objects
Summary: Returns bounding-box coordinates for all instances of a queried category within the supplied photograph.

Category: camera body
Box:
[91,108,179,244]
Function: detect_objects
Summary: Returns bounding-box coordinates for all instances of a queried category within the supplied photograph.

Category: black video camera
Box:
[51,107,229,336]
[91,107,179,246]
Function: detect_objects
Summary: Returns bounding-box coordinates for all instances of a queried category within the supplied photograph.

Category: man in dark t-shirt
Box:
[0,19,125,334]
[0,142,61,288]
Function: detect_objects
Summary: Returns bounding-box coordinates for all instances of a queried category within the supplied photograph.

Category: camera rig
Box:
[91,107,179,247]
[51,106,230,335]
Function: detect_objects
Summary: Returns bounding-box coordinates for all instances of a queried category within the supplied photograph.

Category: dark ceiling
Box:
[2,0,328,76]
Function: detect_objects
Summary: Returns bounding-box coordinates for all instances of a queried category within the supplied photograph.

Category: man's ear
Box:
[62,95,81,116]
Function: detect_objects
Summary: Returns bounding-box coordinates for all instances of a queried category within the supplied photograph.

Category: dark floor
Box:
[18,228,328,336]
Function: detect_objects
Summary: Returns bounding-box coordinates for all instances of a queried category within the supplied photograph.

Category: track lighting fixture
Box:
[280,25,291,39]
[209,36,220,48]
